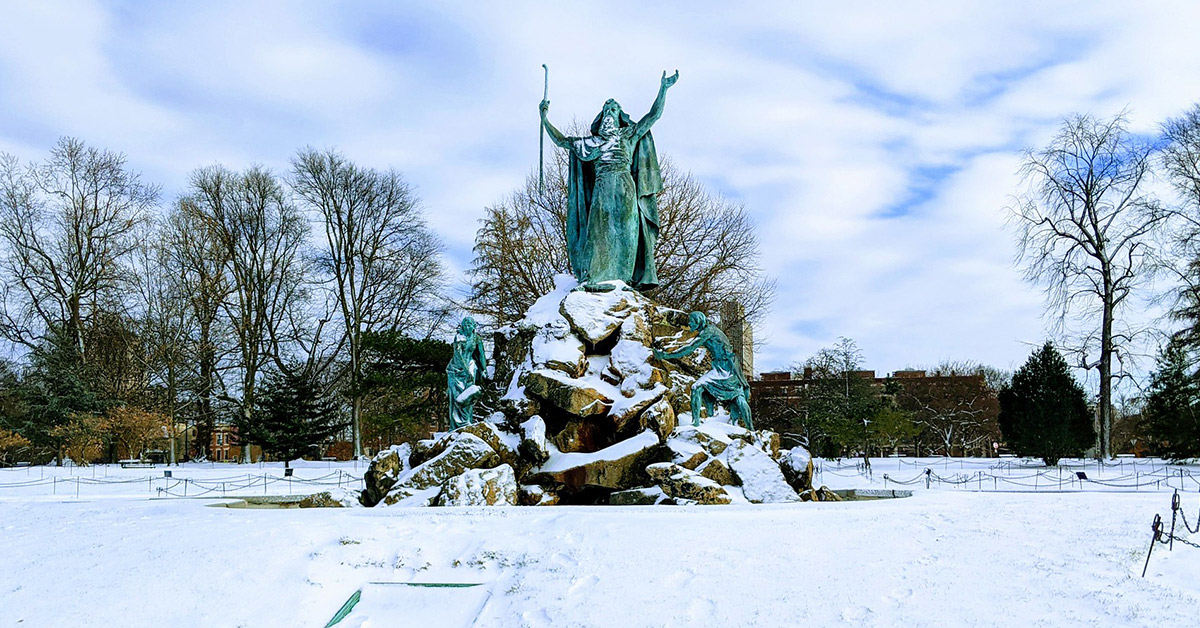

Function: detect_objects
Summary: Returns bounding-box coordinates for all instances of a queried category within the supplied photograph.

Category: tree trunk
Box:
[1098,300,1114,459]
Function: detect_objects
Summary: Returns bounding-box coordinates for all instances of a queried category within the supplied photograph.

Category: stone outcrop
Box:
[361,443,412,506]
[528,429,663,492]
[610,486,674,505]
[780,446,814,493]
[522,369,612,418]
[645,463,732,505]
[380,434,498,506]
[360,278,843,508]
[441,465,518,506]
[726,440,799,503]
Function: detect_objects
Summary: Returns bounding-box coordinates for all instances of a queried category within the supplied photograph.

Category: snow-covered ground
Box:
[2,458,1198,627]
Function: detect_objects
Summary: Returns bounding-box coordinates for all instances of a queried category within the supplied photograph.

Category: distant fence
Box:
[815,458,1200,492]
[0,468,365,498]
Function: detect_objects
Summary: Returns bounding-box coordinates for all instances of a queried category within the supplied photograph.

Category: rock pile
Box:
[359,277,836,507]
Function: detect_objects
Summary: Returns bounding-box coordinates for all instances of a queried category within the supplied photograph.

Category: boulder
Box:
[457,422,523,471]
[618,306,654,346]
[441,464,518,506]
[697,457,737,486]
[639,397,677,442]
[609,385,667,434]
[609,486,674,506]
[610,338,656,392]
[755,430,782,459]
[361,443,412,507]
[499,387,540,422]
[410,438,443,467]
[800,486,843,502]
[391,433,499,493]
[552,418,616,454]
[529,429,664,492]
[530,316,588,378]
[645,463,732,505]
[299,491,345,508]
[519,416,550,465]
[725,440,799,504]
[560,289,641,347]
[665,435,708,470]
[521,369,612,418]
[671,427,728,457]
[780,446,814,492]
[383,485,442,507]
[518,484,559,506]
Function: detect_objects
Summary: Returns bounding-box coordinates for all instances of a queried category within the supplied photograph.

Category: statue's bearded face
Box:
[599,100,622,137]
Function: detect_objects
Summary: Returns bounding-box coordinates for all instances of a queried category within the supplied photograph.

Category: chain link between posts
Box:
[1142,490,1200,577]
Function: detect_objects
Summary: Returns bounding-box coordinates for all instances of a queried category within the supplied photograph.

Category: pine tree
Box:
[1142,340,1200,461]
[235,370,346,468]
[998,343,1094,465]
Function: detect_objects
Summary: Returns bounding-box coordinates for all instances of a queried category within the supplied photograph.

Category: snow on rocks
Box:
[559,286,642,346]
[521,369,612,418]
[530,314,588,378]
[441,464,518,506]
[455,422,523,471]
[725,440,800,503]
[780,445,815,493]
[382,434,498,506]
[638,397,676,441]
[518,483,559,506]
[609,486,674,505]
[361,284,830,508]
[361,443,413,506]
[645,462,732,505]
[530,429,663,492]
[519,416,550,464]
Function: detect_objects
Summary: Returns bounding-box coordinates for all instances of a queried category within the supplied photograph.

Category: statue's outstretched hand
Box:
[539,99,550,118]
[661,70,679,89]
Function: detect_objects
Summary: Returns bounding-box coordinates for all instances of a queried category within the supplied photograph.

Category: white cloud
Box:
[1,0,1196,382]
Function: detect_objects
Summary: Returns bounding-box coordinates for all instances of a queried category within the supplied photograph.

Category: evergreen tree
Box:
[235,370,346,468]
[1142,340,1200,461]
[358,331,452,449]
[18,330,104,463]
[998,343,1094,465]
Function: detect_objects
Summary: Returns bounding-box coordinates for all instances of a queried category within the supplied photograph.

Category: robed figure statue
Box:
[446,317,487,430]
[540,71,678,291]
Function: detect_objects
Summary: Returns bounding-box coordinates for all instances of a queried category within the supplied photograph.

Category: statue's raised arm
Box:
[539,99,572,149]
[632,70,678,140]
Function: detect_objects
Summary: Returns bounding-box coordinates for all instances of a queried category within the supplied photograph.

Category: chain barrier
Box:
[1142,490,1200,577]
[0,467,365,498]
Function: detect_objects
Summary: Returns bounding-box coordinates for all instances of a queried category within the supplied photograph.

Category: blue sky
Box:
[1,1,1198,379]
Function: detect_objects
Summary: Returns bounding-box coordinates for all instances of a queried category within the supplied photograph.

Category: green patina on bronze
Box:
[446,317,487,430]
[655,311,754,430]
[540,71,678,291]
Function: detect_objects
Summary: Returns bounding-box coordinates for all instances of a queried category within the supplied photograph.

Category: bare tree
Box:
[291,148,445,458]
[896,361,1000,456]
[1009,111,1164,459]
[159,198,234,459]
[189,165,308,463]
[0,137,157,356]
[1159,104,1200,349]
[469,151,774,328]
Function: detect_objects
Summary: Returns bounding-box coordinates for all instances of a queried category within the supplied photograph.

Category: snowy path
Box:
[2,491,1197,627]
